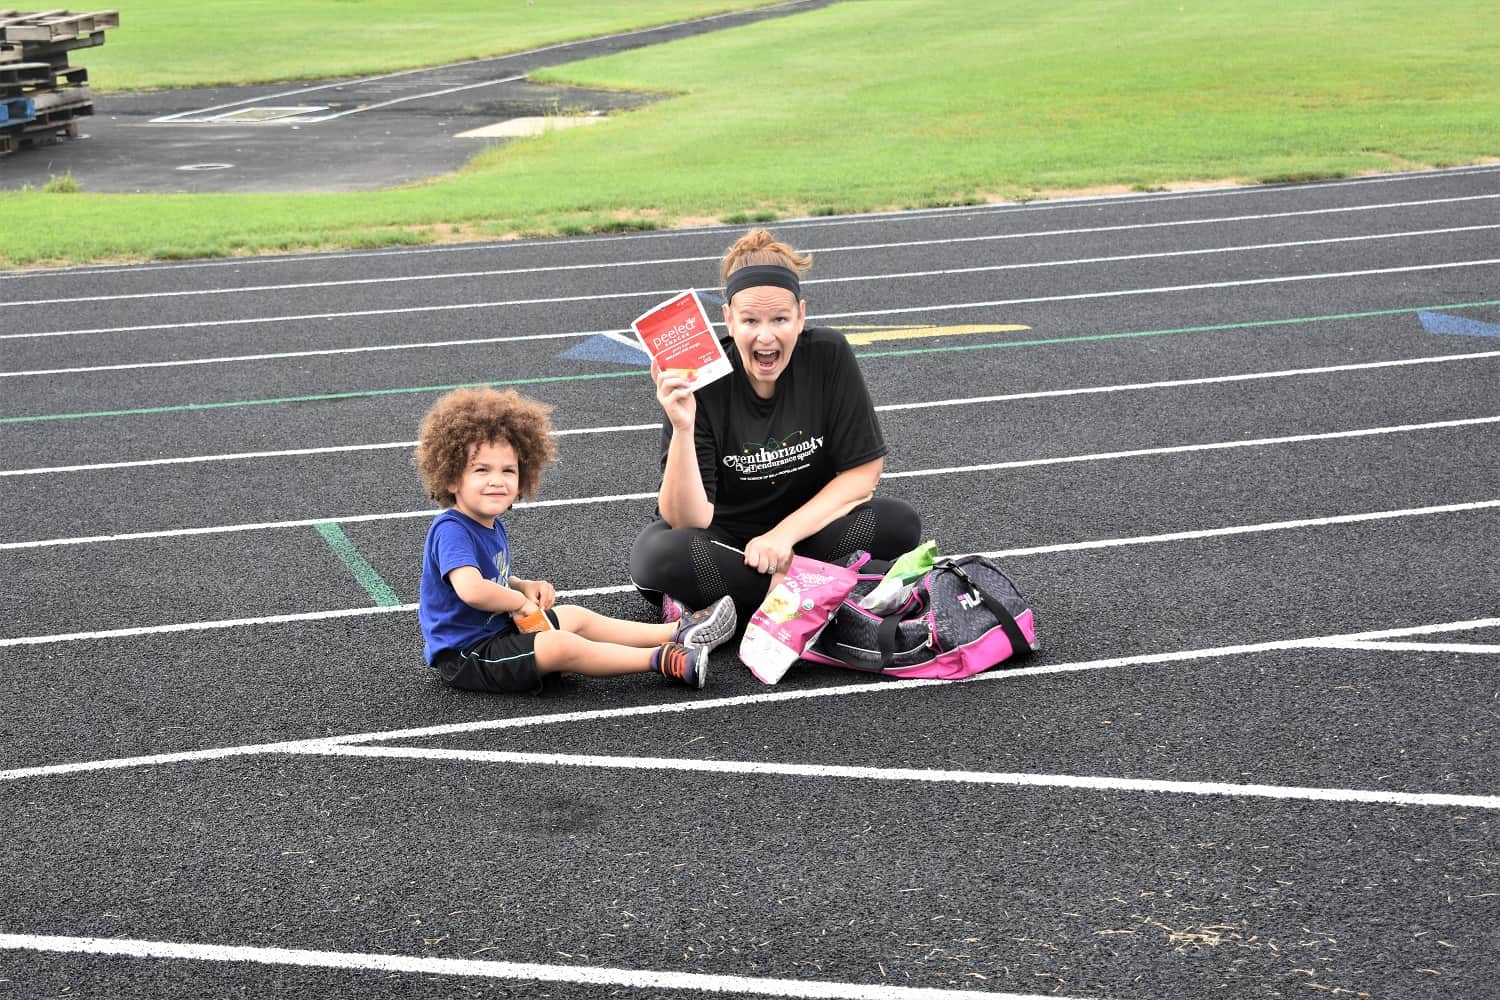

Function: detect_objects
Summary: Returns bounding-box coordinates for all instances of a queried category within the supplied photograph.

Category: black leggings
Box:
[628,496,922,624]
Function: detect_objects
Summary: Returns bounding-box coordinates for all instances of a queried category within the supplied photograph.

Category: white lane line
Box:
[4,417,1496,551]
[0,934,1100,1000]
[5,351,1496,477]
[7,190,1499,300]
[0,439,422,476]
[0,312,635,344]
[0,604,419,650]
[0,424,657,477]
[877,350,1500,411]
[0,491,657,552]
[255,73,527,123]
[146,69,512,124]
[1,337,535,376]
[619,193,1500,259]
[883,416,1500,481]
[0,508,437,550]
[5,618,1497,782]
[5,222,1494,312]
[3,332,600,376]
[304,744,1500,811]
[813,259,1500,324]
[980,500,1500,560]
[7,226,1499,377]
[7,256,1499,343]
[2,501,1492,650]
[1313,640,1500,654]
[7,165,1498,280]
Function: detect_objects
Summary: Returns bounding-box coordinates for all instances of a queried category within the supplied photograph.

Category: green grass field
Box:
[81,1,781,90]
[3,0,1496,268]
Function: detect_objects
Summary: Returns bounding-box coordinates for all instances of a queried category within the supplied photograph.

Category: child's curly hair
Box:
[415,388,557,507]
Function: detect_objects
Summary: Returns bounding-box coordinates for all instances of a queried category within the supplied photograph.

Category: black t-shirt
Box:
[659,326,887,541]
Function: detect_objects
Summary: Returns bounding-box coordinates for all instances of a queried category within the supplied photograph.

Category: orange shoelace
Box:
[657,644,690,678]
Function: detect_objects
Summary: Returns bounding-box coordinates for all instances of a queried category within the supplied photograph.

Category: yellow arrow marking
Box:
[837,323,1030,345]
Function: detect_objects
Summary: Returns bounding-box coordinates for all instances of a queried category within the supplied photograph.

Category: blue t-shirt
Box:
[419,509,516,663]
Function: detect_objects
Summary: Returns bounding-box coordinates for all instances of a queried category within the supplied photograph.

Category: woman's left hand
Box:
[744,532,794,576]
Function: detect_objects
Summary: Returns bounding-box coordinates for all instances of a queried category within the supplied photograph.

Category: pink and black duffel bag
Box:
[803,552,1040,679]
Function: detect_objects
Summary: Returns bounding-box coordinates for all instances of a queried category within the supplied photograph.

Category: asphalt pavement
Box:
[1,165,1499,999]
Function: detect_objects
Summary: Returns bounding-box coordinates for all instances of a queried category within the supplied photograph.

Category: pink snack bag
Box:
[738,555,858,685]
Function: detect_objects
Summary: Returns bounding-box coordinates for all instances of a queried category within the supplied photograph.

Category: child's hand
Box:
[517,578,556,611]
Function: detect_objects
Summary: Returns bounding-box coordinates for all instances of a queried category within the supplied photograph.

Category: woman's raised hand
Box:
[652,361,697,431]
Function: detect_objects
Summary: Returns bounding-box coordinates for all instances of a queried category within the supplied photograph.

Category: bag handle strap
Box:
[872,561,1033,670]
[948,561,1035,662]
[876,609,906,671]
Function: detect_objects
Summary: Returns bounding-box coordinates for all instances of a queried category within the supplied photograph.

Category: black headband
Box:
[724,264,802,304]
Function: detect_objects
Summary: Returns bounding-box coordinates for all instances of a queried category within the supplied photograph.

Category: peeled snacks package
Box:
[858,540,940,614]
[738,556,858,685]
[511,607,554,634]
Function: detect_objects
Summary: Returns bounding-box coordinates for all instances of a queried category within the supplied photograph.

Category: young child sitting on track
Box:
[415,387,735,692]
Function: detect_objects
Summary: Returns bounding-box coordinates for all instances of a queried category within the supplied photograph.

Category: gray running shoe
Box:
[673,595,737,653]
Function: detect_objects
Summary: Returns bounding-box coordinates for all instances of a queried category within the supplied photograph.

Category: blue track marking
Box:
[561,333,651,366]
[1420,310,1500,338]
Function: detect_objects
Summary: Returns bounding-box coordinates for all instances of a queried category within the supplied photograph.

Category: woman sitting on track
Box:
[628,227,922,625]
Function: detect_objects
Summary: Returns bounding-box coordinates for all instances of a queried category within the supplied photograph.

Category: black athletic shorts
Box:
[430,610,560,694]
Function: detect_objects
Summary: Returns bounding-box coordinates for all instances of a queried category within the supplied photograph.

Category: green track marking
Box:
[6,299,1499,425]
[314,522,401,608]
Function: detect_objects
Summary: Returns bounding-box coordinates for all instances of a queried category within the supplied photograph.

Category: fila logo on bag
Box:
[957,590,983,611]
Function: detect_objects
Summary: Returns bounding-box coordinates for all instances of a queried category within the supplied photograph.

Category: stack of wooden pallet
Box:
[0,8,117,156]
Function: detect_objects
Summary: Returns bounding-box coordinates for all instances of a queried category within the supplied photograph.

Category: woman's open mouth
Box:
[751,348,781,374]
